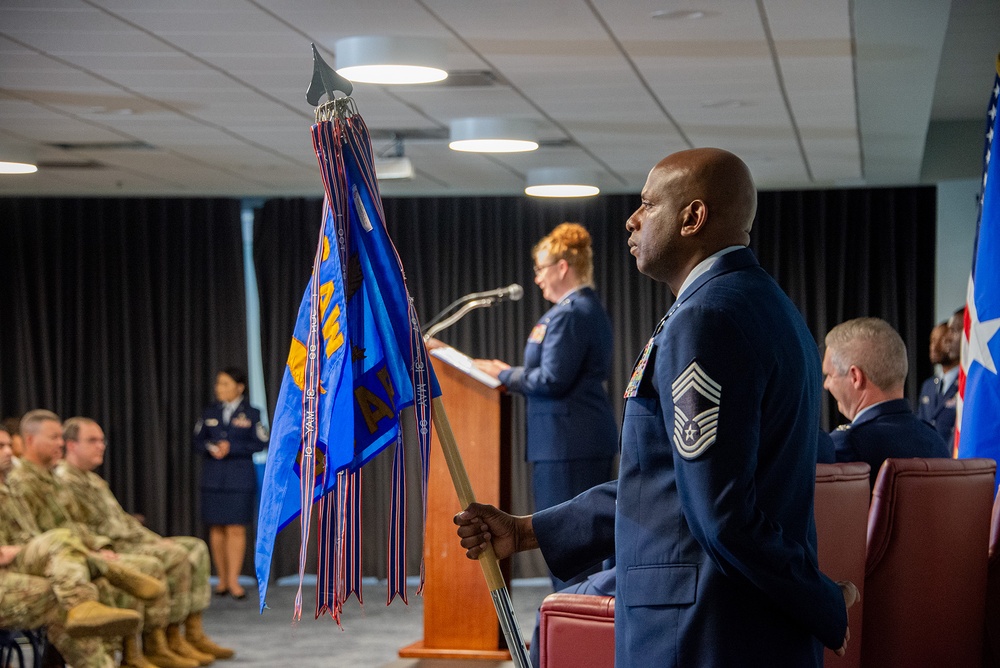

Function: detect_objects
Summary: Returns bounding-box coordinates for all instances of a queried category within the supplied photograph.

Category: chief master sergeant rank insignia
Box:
[672,359,722,459]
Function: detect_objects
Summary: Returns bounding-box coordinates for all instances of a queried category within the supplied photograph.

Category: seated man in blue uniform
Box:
[824,317,950,488]
[456,148,856,667]
[916,319,960,446]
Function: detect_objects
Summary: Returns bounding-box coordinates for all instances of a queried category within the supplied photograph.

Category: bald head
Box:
[627,148,757,292]
[654,148,756,238]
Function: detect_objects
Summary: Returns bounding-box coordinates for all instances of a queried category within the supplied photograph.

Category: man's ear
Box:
[848,365,865,389]
[679,199,708,237]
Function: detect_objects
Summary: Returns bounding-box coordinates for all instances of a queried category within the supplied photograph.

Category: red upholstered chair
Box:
[862,457,995,668]
[537,465,872,668]
[538,593,614,668]
[983,490,1000,667]
[814,462,871,668]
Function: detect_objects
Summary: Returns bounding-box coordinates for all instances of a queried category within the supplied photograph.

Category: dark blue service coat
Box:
[194,399,268,524]
[833,397,950,488]
[499,286,618,464]
[817,429,836,464]
[916,374,958,445]
[533,249,846,667]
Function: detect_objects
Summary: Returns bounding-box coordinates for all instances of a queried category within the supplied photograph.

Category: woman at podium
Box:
[475,222,618,590]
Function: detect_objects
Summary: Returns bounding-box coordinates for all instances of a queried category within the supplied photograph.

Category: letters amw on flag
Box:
[256,102,440,623]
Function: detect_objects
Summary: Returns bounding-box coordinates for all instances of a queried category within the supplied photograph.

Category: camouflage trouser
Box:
[93,579,140,657]
[0,571,113,668]
[94,575,142,630]
[120,538,191,624]
[170,536,210,613]
[15,527,99,609]
[90,552,171,629]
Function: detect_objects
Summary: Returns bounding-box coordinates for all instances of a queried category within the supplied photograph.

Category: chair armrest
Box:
[538,593,615,668]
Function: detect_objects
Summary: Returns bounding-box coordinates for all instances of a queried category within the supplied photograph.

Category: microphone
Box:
[422,283,524,338]
[465,283,524,303]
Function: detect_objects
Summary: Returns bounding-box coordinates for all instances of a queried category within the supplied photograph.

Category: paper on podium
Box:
[429,346,502,388]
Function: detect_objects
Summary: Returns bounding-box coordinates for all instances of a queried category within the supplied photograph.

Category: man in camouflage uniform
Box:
[59,417,233,662]
[8,410,196,668]
[1,423,147,668]
[1,572,114,668]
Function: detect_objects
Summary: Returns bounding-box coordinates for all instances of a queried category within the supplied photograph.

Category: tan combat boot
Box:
[183,611,234,660]
[65,600,141,638]
[102,562,167,601]
[121,635,160,668]
[166,623,214,665]
[142,627,199,668]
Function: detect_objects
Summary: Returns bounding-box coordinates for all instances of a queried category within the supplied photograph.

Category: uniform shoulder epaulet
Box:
[835,424,851,431]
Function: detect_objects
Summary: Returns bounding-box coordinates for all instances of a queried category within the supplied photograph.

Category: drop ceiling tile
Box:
[11,30,173,56]
[0,6,126,34]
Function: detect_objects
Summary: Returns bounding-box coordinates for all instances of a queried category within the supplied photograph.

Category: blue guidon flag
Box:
[956,54,1000,493]
[256,101,440,623]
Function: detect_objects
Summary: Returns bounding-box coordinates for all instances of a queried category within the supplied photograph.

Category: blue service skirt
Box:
[201,487,256,526]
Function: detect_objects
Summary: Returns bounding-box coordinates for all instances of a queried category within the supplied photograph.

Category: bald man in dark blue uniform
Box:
[456,148,854,666]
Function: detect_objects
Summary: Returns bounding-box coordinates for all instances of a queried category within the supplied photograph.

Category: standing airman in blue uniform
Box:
[824,318,950,488]
[916,316,961,448]
[457,148,855,666]
[476,223,617,591]
[193,367,267,599]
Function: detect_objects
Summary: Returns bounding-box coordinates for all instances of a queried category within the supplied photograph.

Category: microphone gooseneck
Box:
[466,283,523,303]
[422,283,524,339]
[422,283,523,333]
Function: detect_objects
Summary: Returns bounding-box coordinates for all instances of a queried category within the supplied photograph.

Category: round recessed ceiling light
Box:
[0,146,38,175]
[335,36,448,85]
[525,168,600,198]
[0,160,37,175]
[449,118,538,153]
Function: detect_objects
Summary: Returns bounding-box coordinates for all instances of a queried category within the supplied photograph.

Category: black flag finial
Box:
[307,43,353,106]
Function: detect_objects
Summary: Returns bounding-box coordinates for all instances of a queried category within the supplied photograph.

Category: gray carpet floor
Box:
[200,578,552,667]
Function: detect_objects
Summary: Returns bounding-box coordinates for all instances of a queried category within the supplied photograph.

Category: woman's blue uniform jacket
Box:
[532,249,847,667]
[498,286,618,463]
[193,399,268,493]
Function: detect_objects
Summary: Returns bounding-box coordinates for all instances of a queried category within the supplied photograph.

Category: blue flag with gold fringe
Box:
[256,100,439,622]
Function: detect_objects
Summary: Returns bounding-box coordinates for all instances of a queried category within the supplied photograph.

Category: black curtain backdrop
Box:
[752,187,938,427]
[0,198,247,546]
[0,186,937,584]
[254,185,936,580]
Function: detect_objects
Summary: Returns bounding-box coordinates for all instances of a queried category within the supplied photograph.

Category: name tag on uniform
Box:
[205,419,219,427]
[528,323,547,344]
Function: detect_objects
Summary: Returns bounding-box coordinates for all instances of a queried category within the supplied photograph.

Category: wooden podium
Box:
[399,349,512,660]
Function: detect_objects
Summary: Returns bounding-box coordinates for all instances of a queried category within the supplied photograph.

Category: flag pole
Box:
[302,46,530,662]
[431,396,532,668]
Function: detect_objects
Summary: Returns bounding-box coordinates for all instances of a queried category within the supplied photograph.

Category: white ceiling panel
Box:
[273,0,449,40]
[6,29,173,57]
[763,0,852,39]
[0,6,125,34]
[100,8,284,35]
[0,0,993,196]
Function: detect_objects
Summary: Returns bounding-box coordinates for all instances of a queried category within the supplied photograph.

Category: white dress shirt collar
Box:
[676,246,745,301]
